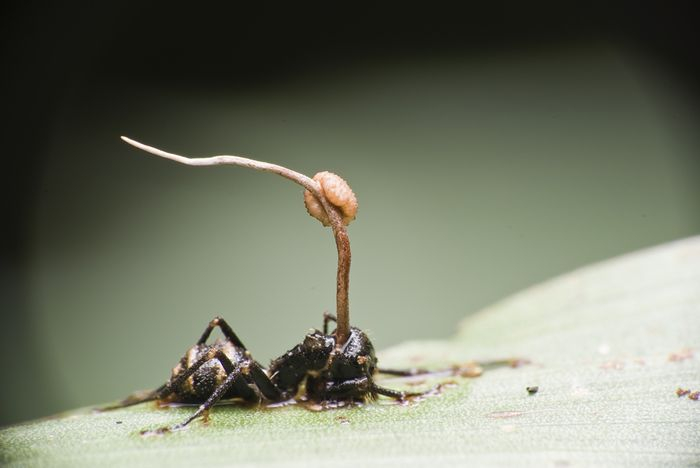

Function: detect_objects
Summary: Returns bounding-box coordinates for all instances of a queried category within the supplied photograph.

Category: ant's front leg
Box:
[379,358,520,378]
[377,368,431,377]
[371,383,428,401]
[315,377,428,402]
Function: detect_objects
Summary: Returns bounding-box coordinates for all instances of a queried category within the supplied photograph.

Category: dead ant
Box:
[102,312,428,431]
[100,137,496,432]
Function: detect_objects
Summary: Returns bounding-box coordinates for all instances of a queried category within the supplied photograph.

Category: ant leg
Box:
[379,359,518,377]
[245,362,283,401]
[315,378,425,401]
[377,368,431,376]
[323,312,337,335]
[371,384,426,401]
[326,377,369,396]
[170,360,284,430]
[310,377,372,401]
[197,316,247,349]
[97,383,168,411]
[170,366,245,430]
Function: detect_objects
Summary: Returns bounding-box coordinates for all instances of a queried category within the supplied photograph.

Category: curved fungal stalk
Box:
[120,137,353,345]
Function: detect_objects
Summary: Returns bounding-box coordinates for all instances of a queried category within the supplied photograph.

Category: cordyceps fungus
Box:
[120,137,356,346]
[102,137,516,433]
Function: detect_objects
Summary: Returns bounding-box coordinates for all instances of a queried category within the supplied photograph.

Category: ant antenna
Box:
[121,137,353,345]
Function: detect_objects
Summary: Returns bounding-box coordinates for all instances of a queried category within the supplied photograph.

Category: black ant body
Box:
[104,313,423,430]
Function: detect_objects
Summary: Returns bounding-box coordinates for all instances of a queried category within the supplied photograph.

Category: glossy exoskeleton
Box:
[104,313,425,430]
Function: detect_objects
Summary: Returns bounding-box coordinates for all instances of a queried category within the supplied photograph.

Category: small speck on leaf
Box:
[600,360,625,370]
[488,411,525,419]
[453,363,483,378]
[509,359,531,368]
[668,348,694,362]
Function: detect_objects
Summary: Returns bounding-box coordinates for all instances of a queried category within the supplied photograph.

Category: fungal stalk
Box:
[121,137,356,345]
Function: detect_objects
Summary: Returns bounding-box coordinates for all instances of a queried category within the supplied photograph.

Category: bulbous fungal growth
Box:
[304,171,358,226]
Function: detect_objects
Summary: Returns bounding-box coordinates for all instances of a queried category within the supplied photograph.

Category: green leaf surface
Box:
[2,237,699,467]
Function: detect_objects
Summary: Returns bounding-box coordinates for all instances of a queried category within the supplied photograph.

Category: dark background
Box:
[2,3,699,426]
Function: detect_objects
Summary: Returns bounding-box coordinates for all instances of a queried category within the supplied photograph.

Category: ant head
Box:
[329,327,378,380]
[301,330,335,370]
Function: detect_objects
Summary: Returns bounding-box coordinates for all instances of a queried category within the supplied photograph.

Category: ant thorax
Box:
[267,331,335,396]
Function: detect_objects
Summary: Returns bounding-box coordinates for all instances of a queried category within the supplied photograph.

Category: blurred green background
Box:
[3,5,699,426]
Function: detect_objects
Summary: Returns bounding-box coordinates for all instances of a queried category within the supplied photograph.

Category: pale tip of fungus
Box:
[304,171,358,226]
